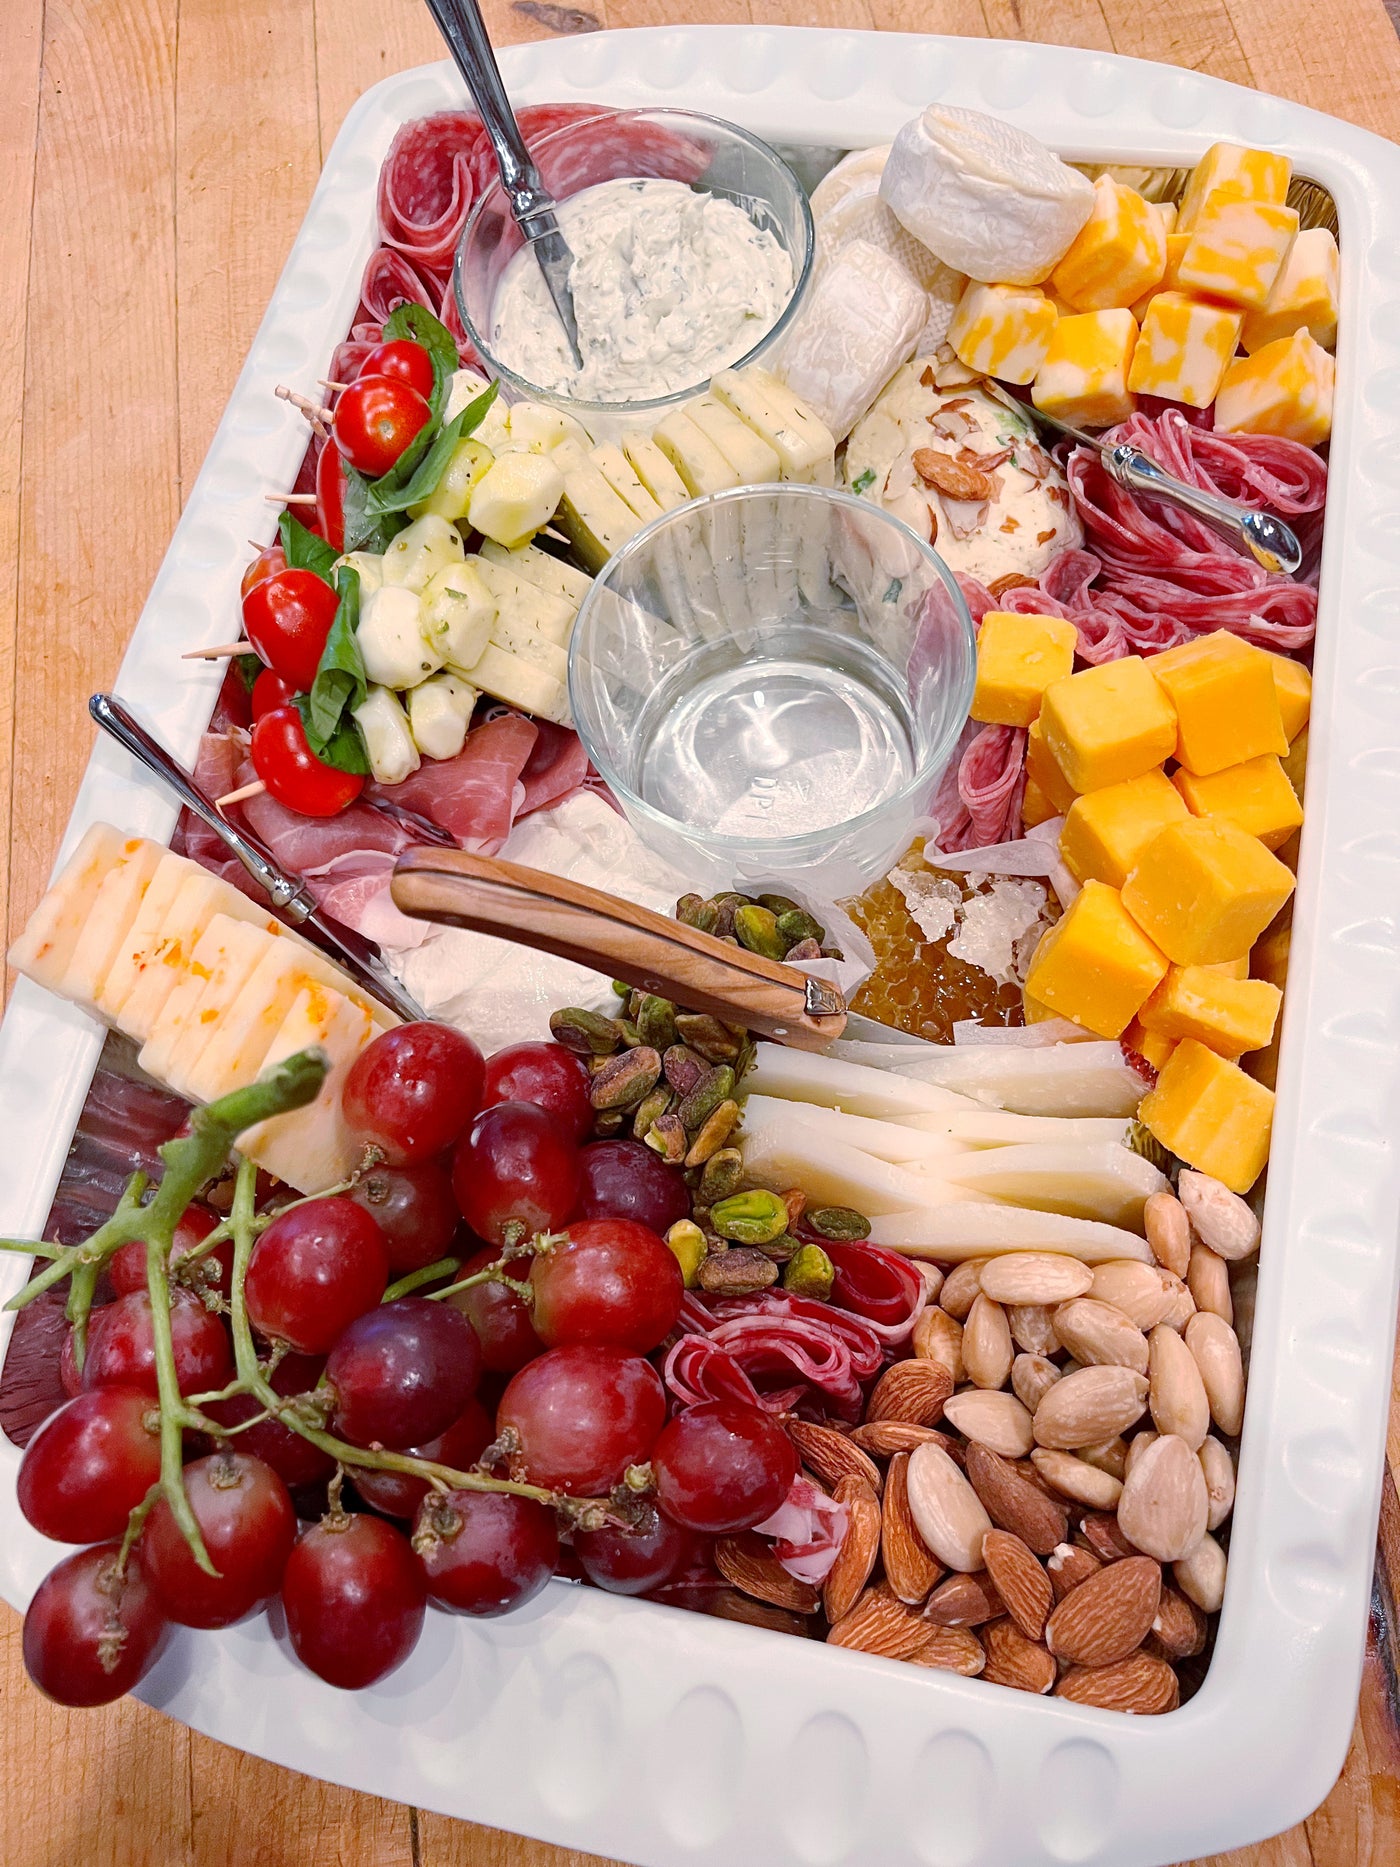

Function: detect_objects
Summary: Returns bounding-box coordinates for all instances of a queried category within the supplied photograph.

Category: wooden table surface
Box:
[4,0,1400,1860]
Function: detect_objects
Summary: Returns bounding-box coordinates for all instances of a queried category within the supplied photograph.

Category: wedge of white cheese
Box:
[141,915,275,1094]
[237,985,376,1193]
[7,823,132,993]
[58,837,166,1011]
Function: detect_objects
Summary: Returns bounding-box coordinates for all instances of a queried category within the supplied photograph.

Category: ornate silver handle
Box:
[1108,445,1303,576]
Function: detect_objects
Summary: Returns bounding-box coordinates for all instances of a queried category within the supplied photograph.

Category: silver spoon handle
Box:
[1107,444,1303,576]
[421,0,555,229]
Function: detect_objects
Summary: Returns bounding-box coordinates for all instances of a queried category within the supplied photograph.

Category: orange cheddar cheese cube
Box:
[1282,726,1308,802]
[1026,716,1077,816]
[1176,143,1292,235]
[1032,309,1138,429]
[948,283,1057,386]
[1241,227,1339,354]
[1172,753,1304,851]
[1021,777,1056,830]
[1040,656,1179,794]
[1147,630,1288,775]
[1127,292,1243,409]
[1138,1038,1274,1192]
[1214,330,1334,446]
[971,611,1079,728]
[1204,956,1251,980]
[1138,963,1282,1057]
[1265,652,1311,743]
[1177,188,1299,312]
[1122,818,1295,965]
[1051,178,1167,313]
[1061,769,1190,888]
[1123,1016,1177,1073]
[1024,880,1168,1039]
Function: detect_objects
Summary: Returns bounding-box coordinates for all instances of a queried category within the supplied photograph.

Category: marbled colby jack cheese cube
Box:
[1033,309,1138,428]
[1050,177,1167,312]
[1175,142,1292,234]
[947,282,1057,385]
[1215,330,1335,444]
[1127,292,1243,409]
[1241,227,1339,353]
[1176,189,1299,311]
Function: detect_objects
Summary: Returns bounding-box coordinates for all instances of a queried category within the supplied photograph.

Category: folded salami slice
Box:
[378,110,481,273]
[358,247,444,327]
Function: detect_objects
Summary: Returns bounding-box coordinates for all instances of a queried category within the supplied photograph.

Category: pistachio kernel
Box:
[759,1232,801,1264]
[733,904,788,962]
[644,1112,688,1165]
[806,1205,871,1242]
[636,994,679,1052]
[611,978,631,999]
[630,1085,674,1142]
[665,1219,708,1289]
[782,1243,836,1300]
[662,1043,706,1099]
[674,1014,741,1064]
[783,937,823,962]
[710,1188,790,1246]
[676,1064,736,1132]
[683,1098,740,1168]
[697,1147,744,1205]
[589,1046,663,1112]
[674,893,719,933]
[549,1007,627,1056]
[776,907,824,947]
[617,1019,644,1048]
[696,1246,779,1297]
[592,1110,626,1137]
[758,893,801,917]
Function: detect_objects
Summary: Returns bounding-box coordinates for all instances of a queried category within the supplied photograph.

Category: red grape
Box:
[348,1162,460,1274]
[18,1388,162,1545]
[23,1543,166,1707]
[446,1245,543,1374]
[325,1297,481,1451]
[245,1196,388,1355]
[452,1102,581,1250]
[342,1022,485,1166]
[529,1219,682,1354]
[351,1398,494,1518]
[80,1290,233,1398]
[142,1452,297,1629]
[574,1505,699,1596]
[576,1139,690,1234]
[413,1488,558,1615]
[482,1042,592,1142]
[651,1402,797,1534]
[498,1347,665,1494]
[283,1513,426,1689]
[110,1204,224,1298]
[201,1353,335,1490]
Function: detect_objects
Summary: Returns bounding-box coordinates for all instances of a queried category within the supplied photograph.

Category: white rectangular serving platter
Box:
[5,27,1400,1867]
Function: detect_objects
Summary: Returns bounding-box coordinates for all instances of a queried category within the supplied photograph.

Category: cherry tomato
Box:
[251,667,298,720]
[240,545,286,601]
[242,568,339,690]
[250,706,364,817]
[332,374,431,478]
[359,339,436,401]
[315,441,348,553]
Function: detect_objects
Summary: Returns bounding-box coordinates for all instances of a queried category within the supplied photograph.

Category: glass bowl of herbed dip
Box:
[453,108,815,432]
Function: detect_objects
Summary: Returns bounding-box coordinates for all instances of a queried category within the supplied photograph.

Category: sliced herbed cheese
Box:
[866,1204,1155,1264]
[740,1108,981,1215]
[237,984,376,1193]
[117,871,279,1040]
[653,411,741,499]
[685,395,784,611]
[140,916,274,1094]
[931,1143,1169,1230]
[710,367,837,485]
[478,540,592,606]
[589,442,665,525]
[620,434,718,641]
[552,440,645,572]
[468,643,570,724]
[685,395,781,485]
[58,838,166,1010]
[484,613,568,683]
[744,1042,979,1120]
[653,413,746,633]
[621,434,693,511]
[99,849,203,1020]
[7,823,132,993]
[472,559,575,646]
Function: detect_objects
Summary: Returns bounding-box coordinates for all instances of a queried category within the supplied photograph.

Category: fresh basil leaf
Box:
[306,566,368,753]
[341,463,407,555]
[382,304,459,418]
[364,381,500,519]
[293,693,371,776]
[234,652,262,696]
[278,509,339,584]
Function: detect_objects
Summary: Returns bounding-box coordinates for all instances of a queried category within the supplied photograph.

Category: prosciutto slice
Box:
[515,716,592,815]
[753,1477,850,1586]
[365,713,538,852]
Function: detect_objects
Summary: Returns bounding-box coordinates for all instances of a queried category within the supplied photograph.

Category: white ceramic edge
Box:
[2,30,1398,1867]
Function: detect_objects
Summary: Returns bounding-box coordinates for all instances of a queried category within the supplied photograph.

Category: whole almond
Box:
[1030,1447,1123,1509]
[1161,1281,1197,1332]
[913,1307,965,1383]
[1044,1554,1160,1665]
[977,1253,1094,1307]
[1078,1436,1128,1481]
[1116,1432,1209,1562]
[1198,1436,1236,1531]
[1047,1542,1103,1600]
[939,1261,983,1321]
[822,1476,880,1624]
[906,1442,994,1572]
[1174,1531,1227,1612]
[943,1389,1035,1459]
[963,1293,1014,1390]
[1187,1240,1233,1323]
[1012,1353,1061,1413]
[882,1452,944,1605]
[867,1358,953,1426]
[1090,1261,1181,1331]
[1079,1511,1139,1564]
[980,1617,1056,1694]
[1032,1365,1149,1450]
[716,1534,821,1613]
[1009,1304,1061,1357]
[1150,1582,1208,1658]
[982,1529,1053,1640]
[1056,1651,1180,1714]
[964,1442,1068,1555]
[1143,1191,1191,1279]
[909,1625,986,1675]
[1178,1169,1261,1261]
[1053,1297,1150,1375]
[827,1581,932,1658]
[1124,1429,1159,1479]
[923,1569,1005,1627]
[1148,1324,1210,1449]
[1185,1312,1245,1436]
[849,1420,957,1459]
[787,1420,883,1497]
[704,1589,814,1638]
[916,1263,945,1306]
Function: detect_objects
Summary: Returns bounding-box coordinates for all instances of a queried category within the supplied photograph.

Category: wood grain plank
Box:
[187,1737,416,1866]
[866,0,991,35]
[1100,0,1253,86]
[419,1814,617,1866]
[1219,0,1400,137]
[980,0,1114,51]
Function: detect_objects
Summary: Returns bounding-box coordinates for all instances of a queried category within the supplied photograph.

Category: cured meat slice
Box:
[358,248,446,328]
[378,111,480,273]
[234,759,417,871]
[514,716,590,815]
[959,723,1027,851]
[753,1476,850,1585]
[364,713,538,852]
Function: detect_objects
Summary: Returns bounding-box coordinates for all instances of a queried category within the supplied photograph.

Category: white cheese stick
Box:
[867,1204,1155,1265]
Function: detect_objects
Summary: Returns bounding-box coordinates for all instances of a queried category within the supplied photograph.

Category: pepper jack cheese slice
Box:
[58,838,166,1011]
[1050,178,1167,313]
[1127,292,1243,410]
[1175,143,1292,235]
[1240,227,1340,353]
[1214,330,1335,446]
[1176,190,1299,311]
[948,282,1057,385]
[1032,309,1138,429]
[237,985,376,1193]
[7,823,131,992]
